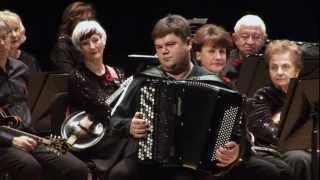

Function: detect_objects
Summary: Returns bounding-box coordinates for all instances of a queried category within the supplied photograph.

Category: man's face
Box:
[154,33,191,74]
[233,25,266,57]
[0,29,11,58]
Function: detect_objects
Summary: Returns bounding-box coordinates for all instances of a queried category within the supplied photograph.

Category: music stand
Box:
[30,73,69,133]
[106,54,159,76]
[128,54,159,74]
[28,72,49,111]
[236,55,271,96]
[299,54,319,79]
[278,77,319,180]
[187,17,208,37]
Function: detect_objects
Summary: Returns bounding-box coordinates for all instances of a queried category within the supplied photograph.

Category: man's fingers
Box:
[24,138,37,150]
[132,133,148,138]
[223,141,237,149]
[134,128,149,134]
[134,112,144,119]
[26,137,37,146]
[216,162,229,167]
[216,150,230,162]
[20,141,34,151]
[131,112,152,139]
[132,119,147,126]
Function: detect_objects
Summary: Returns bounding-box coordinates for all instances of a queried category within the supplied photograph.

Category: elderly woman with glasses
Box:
[247,40,311,180]
[0,10,41,72]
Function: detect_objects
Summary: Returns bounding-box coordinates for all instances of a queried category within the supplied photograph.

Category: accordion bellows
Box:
[137,78,244,174]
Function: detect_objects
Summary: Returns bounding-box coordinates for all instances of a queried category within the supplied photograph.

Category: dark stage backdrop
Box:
[1,0,318,70]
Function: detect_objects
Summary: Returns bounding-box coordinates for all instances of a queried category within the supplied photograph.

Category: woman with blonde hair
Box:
[0,10,41,72]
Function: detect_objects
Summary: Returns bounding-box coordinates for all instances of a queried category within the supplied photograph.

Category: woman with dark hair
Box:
[192,24,233,85]
[50,1,96,72]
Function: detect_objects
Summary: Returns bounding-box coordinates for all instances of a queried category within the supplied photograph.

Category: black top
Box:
[68,63,125,130]
[68,63,136,172]
[50,35,84,73]
[0,58,33,147]
[247,85,286,147]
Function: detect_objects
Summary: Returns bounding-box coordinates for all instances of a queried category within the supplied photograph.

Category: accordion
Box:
[137,78,244,174]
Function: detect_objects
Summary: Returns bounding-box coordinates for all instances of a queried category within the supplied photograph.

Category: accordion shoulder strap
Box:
[140,67,163,77]
[191,74,224,83]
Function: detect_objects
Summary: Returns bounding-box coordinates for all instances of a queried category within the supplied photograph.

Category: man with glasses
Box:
[223,14,267,86]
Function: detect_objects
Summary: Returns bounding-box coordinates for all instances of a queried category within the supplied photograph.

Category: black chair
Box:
[49,92,107,180]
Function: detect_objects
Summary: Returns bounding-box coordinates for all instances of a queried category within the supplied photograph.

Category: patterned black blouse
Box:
[247,85,286,147]
[68,63,125,130]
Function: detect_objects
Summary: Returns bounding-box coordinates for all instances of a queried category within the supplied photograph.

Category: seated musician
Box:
[0,18,88,180]
[0,10,41,72]
[193,23,293,180]
[247,40,312,180]
[222,14,268,87]
[67,20,139,180]
[110,14,282,180]
[50,1,96,73]
[192,23,234,85]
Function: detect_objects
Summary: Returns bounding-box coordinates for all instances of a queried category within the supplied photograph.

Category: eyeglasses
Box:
[269,64,293,73]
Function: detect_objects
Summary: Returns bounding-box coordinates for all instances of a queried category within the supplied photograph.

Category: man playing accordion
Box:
[110,14,285,180]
